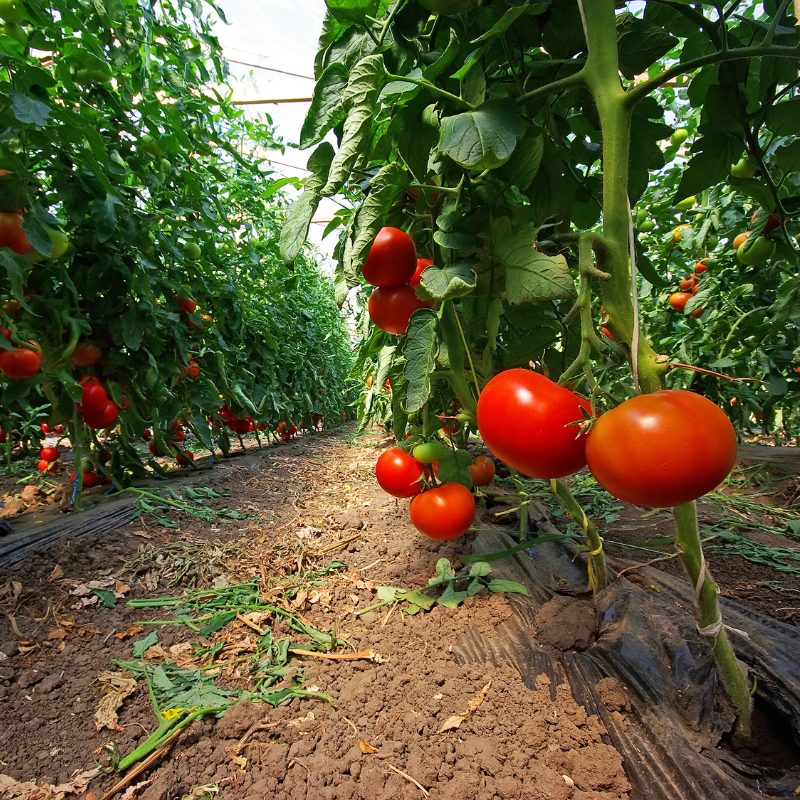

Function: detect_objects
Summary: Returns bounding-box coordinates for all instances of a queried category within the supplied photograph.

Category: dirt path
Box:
[0,427,798,800]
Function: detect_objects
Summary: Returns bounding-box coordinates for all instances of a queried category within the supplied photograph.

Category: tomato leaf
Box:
[9,90,51,127]
[468,562,492,577]
[300,63,349,150]
[775,140,800,176]
[765,97,800,137]
[486,579,529,596]
[491,219,576,303]
[389,100,439,183]
[616,12,677,80]
[674,136,741,203]
[322,55,385,196]
[439,99,525,171]
[403,309,437,413]
[120,306,144,350]
[132,631,159,658]
[436,448,473,489]
[325,0,379,25]
[437,583,469,609]
[418,262,477,301]
[497,130,544,192]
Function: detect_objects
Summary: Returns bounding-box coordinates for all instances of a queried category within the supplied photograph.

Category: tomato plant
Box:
[586,390,737,508]
[375,448,424,498]
[477,370,589,480]
[409,483,475,541]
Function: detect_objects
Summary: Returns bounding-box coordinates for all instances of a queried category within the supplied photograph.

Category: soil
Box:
[0,427,798,800]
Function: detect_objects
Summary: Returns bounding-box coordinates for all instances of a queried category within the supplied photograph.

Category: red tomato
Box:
[71,343,102,368]
[53,424,64,434]
[288,424,298,435]
[694,259,709,274]
[585,390,737,507]
[175,296,197,314]
[234,418,251,435]
[0,430,6,444]
[149,441,167,456]
[81,471,101,488]
[668,292,692,313]
[438,415,459,435]
[409,483,475,540]
[176,450,194,465]
[375,447,424,498]
[368,285,433,335]
[0,212,32,254]
[384,379,391,394]
[679,277,694,292]
[601,326,614,341]
[468,455,495,487]
[0,340,41,379]
[171,425,186,441]
[409,258,434,288]
[752,212,780,233]
[361,227,416,287]
[0,327,10,341]
[477,369,589,479]
[83,401,119,429]
[40,423,50,434]
[142,429,153,440]
[77,380,108,415]
[37,459,58,473]
[40,446,59,462]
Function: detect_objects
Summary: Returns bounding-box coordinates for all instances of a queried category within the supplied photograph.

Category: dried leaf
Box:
[94,671,138,732]
[438,681,492,733]
[48,565,64,583]
[230,754,247,769]
[114,625,145,640]
[358,738,378,754]
[114,581,131,595]
[47,628,68,640]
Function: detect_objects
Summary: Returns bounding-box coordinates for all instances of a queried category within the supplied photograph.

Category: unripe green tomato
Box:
[140,134,163,158]
[45,227,69,258]
[670,128,689,146]
[737,236,775,265]
[674,196,696,211]
[2,21,27,45]
[731,157,757,179]
[413,440,444,464]
[184,240,201,260]
[638,219,655,232]
[0,0,23,25]
[160,158,171,172]
[635,209,647,226]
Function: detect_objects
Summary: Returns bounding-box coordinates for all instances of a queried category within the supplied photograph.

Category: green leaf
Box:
[436,448,473,489]
[152,665,174,692]
[728,176,776,211]
[439,99,525,170]
[390,100,439,182]
[94,193,122,243]
[437,583,468,609]
[635,241,669,287]
[491,218,576,303]
[325,0,379,25]
[467,578,483,597]
[9,90,50,127]
[92,588,117,608]
[132,631,159,658]
[616,12,677,80]
[429,557,455,586]
[397,589,436,611]
[200,611,237,636]
[775,140,800,175]
[674,136,741,203]
[403,309,438,412]
[322,55,385,196]
[121,306,144,350]
[765,97,800,136]
[423,28,460,81]
[486,579,529,595]
[418,262,477,301]
[300,63,349,149]
[468,562,492,577]
[497,130,543,192]
[472,4,530,43]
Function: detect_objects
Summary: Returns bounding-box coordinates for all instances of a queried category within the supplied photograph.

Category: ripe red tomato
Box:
[40,446,59,462]
[77,380,108,415]
[601,326,614,341]
[176,450,194,465]
[409,483,475,540]
[368,285,433,335]
[409,258,433,288]
[183,360,200,379]
[175,296,198,314]
[669,292,692,312]
[53,424,64,435]
[0,340,41,379]
[694,259,709,274]
[40,423,49,434]
[83,401,119,429]
[171,424,186,441]
[142,429,152,440]
[0,211,32,254]
[71,343,102,367]
[38,459,59,473]
[752,212,780,233]
[477,369,589,479]
[234,418,251,435]
[375,447,424,498]
[81,471,101,488]
[361,227,416,287]
[468,455,495,487]
[438,415,459,435]
[585,390,737,507]
[679,277,694,291]
[149,441,166,456]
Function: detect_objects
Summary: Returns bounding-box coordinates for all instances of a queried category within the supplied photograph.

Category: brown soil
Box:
[0,428,797,799]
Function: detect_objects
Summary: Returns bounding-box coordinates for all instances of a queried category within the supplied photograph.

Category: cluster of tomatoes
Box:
[37,444,60,474]
[732,212,779,265]
[75,376,121,430]
[364,227,434,335]
[668,258,708,317]
[375,439,496,541]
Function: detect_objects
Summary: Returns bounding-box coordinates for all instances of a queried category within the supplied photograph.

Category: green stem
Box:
[377,0,406,47]
[385,73,475,110]
[672,502,752,741]
[506,468,530,536]
[550,479,606,593]
[438,301,478,420]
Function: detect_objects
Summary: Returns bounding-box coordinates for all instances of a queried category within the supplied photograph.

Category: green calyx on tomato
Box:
[362,227,417,288]
[585,390,736,508]
[737,236,775,265]
[413,440,443,464]
[731,157,757,179]
[477,368,589,480]
[375,447,424,498]
[409,483,475,541]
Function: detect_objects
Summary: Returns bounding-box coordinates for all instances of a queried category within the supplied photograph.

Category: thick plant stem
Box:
[550,479,606,593]
[673,502,752,741]
[578,0,667,394]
